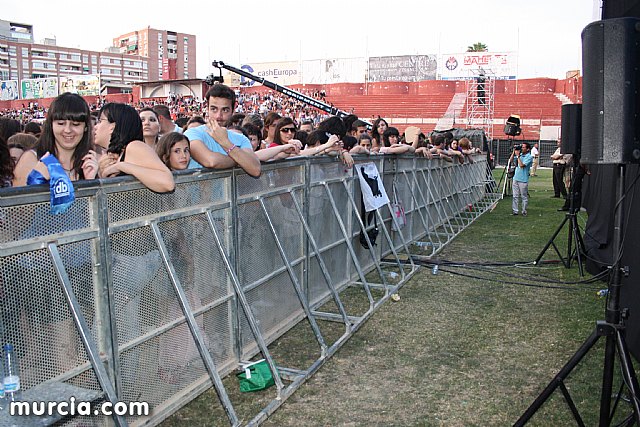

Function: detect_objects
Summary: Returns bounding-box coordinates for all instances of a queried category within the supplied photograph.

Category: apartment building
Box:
[113,27,196,81]
[0,20,196,100]
[0,44,147,83]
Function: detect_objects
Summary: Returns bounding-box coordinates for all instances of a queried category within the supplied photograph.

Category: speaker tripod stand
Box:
[516,164,640,426]
[534,164,586,276]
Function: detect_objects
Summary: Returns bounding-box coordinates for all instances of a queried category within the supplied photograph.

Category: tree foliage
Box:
[467,42,488,52]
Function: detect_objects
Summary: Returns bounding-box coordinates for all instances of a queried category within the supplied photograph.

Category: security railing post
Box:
[150,223,239,426]
[94,189,120,397]
[258,198,328,356]
[205,209,286,395]
[288,188,352,332]
[48,244,128,427]
[414,164,444,253]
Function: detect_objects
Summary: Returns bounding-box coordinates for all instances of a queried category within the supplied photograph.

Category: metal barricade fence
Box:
[0,154,498,426]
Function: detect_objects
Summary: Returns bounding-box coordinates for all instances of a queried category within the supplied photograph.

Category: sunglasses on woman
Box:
[280,127,296,133]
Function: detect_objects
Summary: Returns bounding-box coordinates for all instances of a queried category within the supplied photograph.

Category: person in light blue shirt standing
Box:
[510,142,533,216]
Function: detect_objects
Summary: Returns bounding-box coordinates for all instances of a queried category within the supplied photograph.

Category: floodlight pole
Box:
[515,164,640,426]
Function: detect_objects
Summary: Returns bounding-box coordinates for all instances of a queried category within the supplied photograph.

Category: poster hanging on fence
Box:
[0,80,19,100]
[59,75,100,96]
[21,77,58,99]
[356,163,390,212]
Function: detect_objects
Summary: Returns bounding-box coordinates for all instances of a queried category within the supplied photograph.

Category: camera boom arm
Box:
[211,60,372,130]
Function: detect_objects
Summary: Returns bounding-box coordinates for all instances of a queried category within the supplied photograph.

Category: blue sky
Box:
[9,0,599,79]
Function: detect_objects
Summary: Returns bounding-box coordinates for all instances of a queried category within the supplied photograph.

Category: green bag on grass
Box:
[237,359,275,392]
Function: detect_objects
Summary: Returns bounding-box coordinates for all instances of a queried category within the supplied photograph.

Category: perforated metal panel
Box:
[236,164,303,199]
[311,161,351,183]
[239,267,305,355]
[308,242,349,306]
[0,197,91,243]
[237,200,286,287]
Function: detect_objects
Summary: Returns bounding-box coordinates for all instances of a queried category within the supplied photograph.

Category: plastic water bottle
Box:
[0,357,4,411]
[3,344,21,402]
[432,265,439,275]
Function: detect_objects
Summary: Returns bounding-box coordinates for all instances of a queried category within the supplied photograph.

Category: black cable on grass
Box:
[425,257,607,283]
[440,262,610,286]
[434,266,603,292]
[403,258,605,291]
[401,257,610,286]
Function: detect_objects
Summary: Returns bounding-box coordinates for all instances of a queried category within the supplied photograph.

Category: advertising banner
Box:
[302,58,366,84]
[21,77,59,99]
[238,61,300,86]
[439,52,517,80]
[368,55,437,82]
[59,75,100,96]
[0,80,19,100]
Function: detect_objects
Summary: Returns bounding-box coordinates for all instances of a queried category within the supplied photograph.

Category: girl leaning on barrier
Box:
[6,93,99,377]
[94,102,174,193]
[371,117,388,152]
[379,127,415,155]
[13,92,99,187]
[154,132,211,382]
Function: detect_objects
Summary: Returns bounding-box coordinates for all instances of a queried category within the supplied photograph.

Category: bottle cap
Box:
[3,343,13,351]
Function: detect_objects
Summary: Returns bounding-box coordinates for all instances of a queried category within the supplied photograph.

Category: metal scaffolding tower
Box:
[465,68,495,142]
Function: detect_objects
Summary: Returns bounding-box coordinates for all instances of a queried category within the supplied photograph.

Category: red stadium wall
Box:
[502,78,557,94]
[366,82,409,95]
[326,83,366,96]
[415,80,457,95]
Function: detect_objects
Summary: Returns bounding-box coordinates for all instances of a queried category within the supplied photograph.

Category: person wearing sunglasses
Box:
[269,118,300,148]
[252,117,302,161]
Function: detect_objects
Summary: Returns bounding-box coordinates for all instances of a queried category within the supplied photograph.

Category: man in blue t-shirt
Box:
[510,142,533,216]
[184,84,261,177]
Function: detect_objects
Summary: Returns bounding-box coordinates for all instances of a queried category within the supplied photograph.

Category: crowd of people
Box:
[0,84,487,381]
[0,83,483,191]
[235,89,331,125]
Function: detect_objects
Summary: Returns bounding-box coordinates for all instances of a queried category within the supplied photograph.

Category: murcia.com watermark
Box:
[9,397,149,417]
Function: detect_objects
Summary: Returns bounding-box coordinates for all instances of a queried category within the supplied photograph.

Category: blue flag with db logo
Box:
[27,155,76,214]
[45,156,75,214]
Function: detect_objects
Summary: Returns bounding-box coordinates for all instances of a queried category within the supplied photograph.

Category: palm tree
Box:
[467,42,488,52]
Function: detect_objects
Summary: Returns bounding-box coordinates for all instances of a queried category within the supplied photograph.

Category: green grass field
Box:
[163,168,634,426]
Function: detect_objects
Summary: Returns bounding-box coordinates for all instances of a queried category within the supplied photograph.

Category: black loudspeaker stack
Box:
[560,104,582,156]
[581,18,640,164]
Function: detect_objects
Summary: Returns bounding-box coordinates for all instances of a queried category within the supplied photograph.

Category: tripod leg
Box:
[534,215,570,266]
[567,213,574,269]
[600,334,616,426]
[571,215,585,277]
[616,329,640,424]
[514,328,600,426]
[559,382,586,427]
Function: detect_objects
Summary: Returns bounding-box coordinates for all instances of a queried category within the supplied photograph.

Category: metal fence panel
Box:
[0,154,498,426]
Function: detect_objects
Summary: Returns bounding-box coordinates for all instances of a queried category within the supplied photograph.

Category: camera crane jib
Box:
[210,60,372,130]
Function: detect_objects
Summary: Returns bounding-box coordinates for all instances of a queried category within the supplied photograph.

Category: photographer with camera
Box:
[509,142,533,216]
